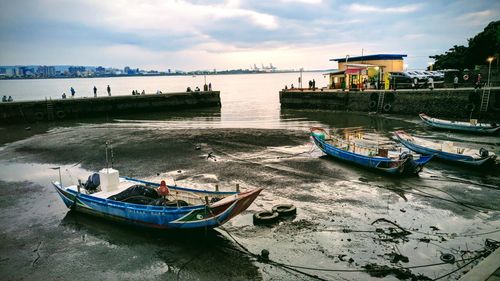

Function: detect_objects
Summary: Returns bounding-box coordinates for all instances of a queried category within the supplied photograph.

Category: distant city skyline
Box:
[0,0,499,71]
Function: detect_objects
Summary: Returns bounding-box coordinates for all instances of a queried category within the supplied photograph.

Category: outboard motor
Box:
[399,151,413,161]
[479,148,489,158]
[83,173,100,193]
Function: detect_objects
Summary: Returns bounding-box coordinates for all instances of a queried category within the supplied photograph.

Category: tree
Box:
[430,21,500,70]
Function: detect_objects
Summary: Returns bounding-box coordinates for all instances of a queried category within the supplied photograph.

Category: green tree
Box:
[430,21,500,70]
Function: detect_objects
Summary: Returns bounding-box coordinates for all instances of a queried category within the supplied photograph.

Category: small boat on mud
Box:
[419,113,500,134]
[310,127,432,175]
[53,168,262,230]
[394,131,497,167]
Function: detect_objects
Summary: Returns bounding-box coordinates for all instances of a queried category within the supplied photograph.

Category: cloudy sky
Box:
[0,0,498,71]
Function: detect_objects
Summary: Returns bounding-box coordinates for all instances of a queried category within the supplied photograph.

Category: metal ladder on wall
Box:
[480,88,491,112]
[377,92,385,112]
[46,98,54,120]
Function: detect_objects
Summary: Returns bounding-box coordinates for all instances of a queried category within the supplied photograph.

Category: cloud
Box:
[402,34,425,40]
[346,3,421,13]
[0,0,498,70]
[280,0,322,4]
[457,10,497,26]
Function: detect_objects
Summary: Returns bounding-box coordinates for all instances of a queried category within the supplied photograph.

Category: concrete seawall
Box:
[0,91,221,123]
[280,88,500,119]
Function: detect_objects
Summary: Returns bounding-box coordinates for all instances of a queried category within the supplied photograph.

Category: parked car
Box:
[405,71,428,82]
[389,72,413,89]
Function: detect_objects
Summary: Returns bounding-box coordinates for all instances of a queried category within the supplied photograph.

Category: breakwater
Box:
[280,88,500,119]
[0,91,221,123]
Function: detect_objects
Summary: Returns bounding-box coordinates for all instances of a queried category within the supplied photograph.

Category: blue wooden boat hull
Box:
[53,178,262,230]
[394,132,496,167]
[311,134,432,175]
[419,113,500,134]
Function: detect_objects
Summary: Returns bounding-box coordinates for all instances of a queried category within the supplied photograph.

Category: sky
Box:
[0,0,498,71]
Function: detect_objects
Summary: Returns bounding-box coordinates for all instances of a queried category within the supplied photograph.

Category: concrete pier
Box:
[280,87,500,119]
[459,248,500,281]
[0,91,221,123]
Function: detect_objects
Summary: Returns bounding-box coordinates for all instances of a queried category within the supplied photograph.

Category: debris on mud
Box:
[363,263,432,280]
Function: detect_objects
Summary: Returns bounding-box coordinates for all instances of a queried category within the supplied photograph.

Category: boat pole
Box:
[58,167,62,187]
[105,141,109,171]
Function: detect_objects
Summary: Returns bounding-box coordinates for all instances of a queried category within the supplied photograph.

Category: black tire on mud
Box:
[272,204,297,217]
[253,211,279,225]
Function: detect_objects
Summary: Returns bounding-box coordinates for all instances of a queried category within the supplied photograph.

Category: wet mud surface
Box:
[1,112,499,280]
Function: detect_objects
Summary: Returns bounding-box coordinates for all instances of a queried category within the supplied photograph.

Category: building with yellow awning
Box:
[329,54,407,90]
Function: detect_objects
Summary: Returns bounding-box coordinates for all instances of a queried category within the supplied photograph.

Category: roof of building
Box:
[330,54,407,62]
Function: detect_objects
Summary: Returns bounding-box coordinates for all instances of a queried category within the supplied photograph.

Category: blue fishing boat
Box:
[394,131,497,167]
[310,127,432,175]
[419,113,500,134]
[53,168,262,230]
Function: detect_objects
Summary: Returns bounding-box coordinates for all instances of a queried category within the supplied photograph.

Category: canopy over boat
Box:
[53,169,262,230]
[394,130,497,167]
[310,127,432,175]
[419,113,500,134]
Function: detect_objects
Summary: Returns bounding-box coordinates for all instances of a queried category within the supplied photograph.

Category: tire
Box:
[253,211,279,225]
[440,253,455,264]
[55,110,66,119]
[272,204,297,217]
[34,112,44,121]
[369,100,377,109]
[383,103,392,112]
[465,103,475,111]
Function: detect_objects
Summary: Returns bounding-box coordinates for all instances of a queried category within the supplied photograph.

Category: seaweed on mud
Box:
[371,218,412,243]
[274,219,318,234]
[363,263,432,280]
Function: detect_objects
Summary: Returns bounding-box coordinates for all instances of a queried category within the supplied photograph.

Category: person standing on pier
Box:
[62,93,67,99]
[474,74,481,89]
[93,86,97,97]
[70,87,75,98]
[454,75,459,88]
[107,85,111,96]
[2,96,6,102]
[312,79,316,90]
[209,83,212,91]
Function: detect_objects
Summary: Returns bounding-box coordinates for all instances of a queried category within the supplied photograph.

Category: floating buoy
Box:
[253,211,279,225]
[272,204,297,217]
[463,74,469,81]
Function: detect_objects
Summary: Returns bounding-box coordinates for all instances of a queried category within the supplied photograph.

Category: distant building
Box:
[68,66,86,76]
[96,66,106,74]
[36,66,56,77]
[329,54,407,90]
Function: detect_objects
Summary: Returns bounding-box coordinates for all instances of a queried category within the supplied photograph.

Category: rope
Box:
[432,253,484,280]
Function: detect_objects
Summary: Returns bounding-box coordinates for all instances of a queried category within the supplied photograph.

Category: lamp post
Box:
[487,57,494,88]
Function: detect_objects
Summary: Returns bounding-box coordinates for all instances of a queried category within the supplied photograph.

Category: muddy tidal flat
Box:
[0,111,499,281]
